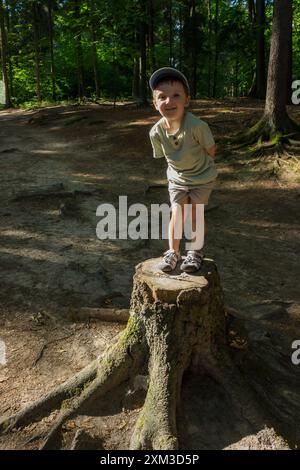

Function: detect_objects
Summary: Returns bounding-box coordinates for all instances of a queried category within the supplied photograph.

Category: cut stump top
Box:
[134,257,214,304]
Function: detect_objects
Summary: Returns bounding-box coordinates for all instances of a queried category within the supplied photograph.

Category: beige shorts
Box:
[168,179,217,207]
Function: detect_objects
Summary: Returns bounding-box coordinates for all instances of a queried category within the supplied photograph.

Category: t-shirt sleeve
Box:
[149,128,165,159]
[193,121,215,150]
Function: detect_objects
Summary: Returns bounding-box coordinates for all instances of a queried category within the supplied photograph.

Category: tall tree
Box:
[190,0,197,98]
[139,15,148,105]
[132,23,140,100]
[207,0,213,97]
[181,0,202,99]
[245,0,298,142]
[90,0,100,97]
[3,0,13,97]
[286,0,293,105]
[148,0,156,71]
[212,0,219,98]
[47,0,56,100]
[135,0,148,105]
[73,0,85,99]
[249,0,266,99]
[0,0,11,106]
[256,0,266,99]
[32,1,42,102]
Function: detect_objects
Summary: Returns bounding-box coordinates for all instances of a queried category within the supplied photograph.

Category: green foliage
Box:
[0,0,298,105]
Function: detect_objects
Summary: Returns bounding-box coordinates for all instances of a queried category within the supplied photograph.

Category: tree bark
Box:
[168,0,173,66]
[178,3,183,70]
[285,1,293,105]
[256,0,266,99]
[132,53,140,100]
[190,0,197,99]
[47,0,56,101]
[212,0,219,98]
[74,0,85,99]
[0,258,268,450]
[148,0,156,71]
[139,4,148,106]
[244,0,298,143]
[90,0,100,97]
[263,0,294,132]
[207,0,212,97]
[32,2,42,102]
[0,0,11,107]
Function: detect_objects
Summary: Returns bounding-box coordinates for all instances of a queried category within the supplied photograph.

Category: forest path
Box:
[0,99,299,449]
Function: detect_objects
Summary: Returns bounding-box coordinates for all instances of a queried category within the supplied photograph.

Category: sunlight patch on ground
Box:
[30,149,59,155]
[72,173,107,181]
[0,229,46,241]
[0,247,65,263]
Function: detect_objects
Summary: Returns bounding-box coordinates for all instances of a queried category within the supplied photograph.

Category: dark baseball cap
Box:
[149,67,190,94]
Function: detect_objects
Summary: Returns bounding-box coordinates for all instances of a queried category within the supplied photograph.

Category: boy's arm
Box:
[206,144,216,158]
[193,122,216,158]
[149,129,164,159]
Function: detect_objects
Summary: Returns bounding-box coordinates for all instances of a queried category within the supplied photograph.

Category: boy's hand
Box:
[206,144,216,158]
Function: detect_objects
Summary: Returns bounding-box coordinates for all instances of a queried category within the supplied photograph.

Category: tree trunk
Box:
[0,258,268,450]
[168,0,172,66]
[234,48,239,97]
[190,0,197,99]
[74,0,85,99]
[256,0,266,99]
[139,8,148,106]
[0,0,11,107]
[263,0,294,133]
[245,0,298,143]
[32,2,42,102]
[212,0,219,98]
[47,0,56,101]
[207,0,212,97]
[248,0,255,21]
[129,259,228,449]
[148,0,156,71]
[90,0,100,97]
[3,0,13,98]
[132,54,140,100]
[286,2,293,105]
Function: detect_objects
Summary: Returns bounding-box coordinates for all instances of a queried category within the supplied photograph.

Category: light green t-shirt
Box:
[149,111,218,186]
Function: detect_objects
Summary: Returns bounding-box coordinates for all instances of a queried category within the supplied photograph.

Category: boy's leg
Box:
[169,196,189,252]
[158,195,188,272]
[181,201,205,272]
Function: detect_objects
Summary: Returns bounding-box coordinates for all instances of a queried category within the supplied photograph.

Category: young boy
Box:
[149,67,218,273]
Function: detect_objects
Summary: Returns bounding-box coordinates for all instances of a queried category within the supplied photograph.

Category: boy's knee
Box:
[171,202,183,217]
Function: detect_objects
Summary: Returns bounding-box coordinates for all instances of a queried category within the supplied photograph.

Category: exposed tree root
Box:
[0,359,99,434]
[0,317,146,445]
[231,115,300,150]
[0,259,282,450]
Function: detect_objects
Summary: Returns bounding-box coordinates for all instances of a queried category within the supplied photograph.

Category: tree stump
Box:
[128,258,226,450]
[0,258,265,450]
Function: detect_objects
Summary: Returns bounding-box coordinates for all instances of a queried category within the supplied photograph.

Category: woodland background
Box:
[0,0,299,107]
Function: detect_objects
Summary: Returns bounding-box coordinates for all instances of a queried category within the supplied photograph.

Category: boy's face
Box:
[153,80,190,124]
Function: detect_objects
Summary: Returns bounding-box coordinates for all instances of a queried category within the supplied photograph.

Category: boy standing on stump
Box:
[149,67,218,273]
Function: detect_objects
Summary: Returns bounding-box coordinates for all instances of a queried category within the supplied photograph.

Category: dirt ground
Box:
[0,98,299,450]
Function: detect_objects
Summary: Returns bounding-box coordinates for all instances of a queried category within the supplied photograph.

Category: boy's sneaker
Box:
[180,250,204,273]
[158,249,181,272]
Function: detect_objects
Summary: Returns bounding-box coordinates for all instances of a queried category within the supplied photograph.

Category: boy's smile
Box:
[153,81,190,130]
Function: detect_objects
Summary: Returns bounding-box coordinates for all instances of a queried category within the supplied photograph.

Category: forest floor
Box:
[0,98,299,450]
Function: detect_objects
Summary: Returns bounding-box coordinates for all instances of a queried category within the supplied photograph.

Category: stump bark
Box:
[0,258,265,450]
[128,258,226,449]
